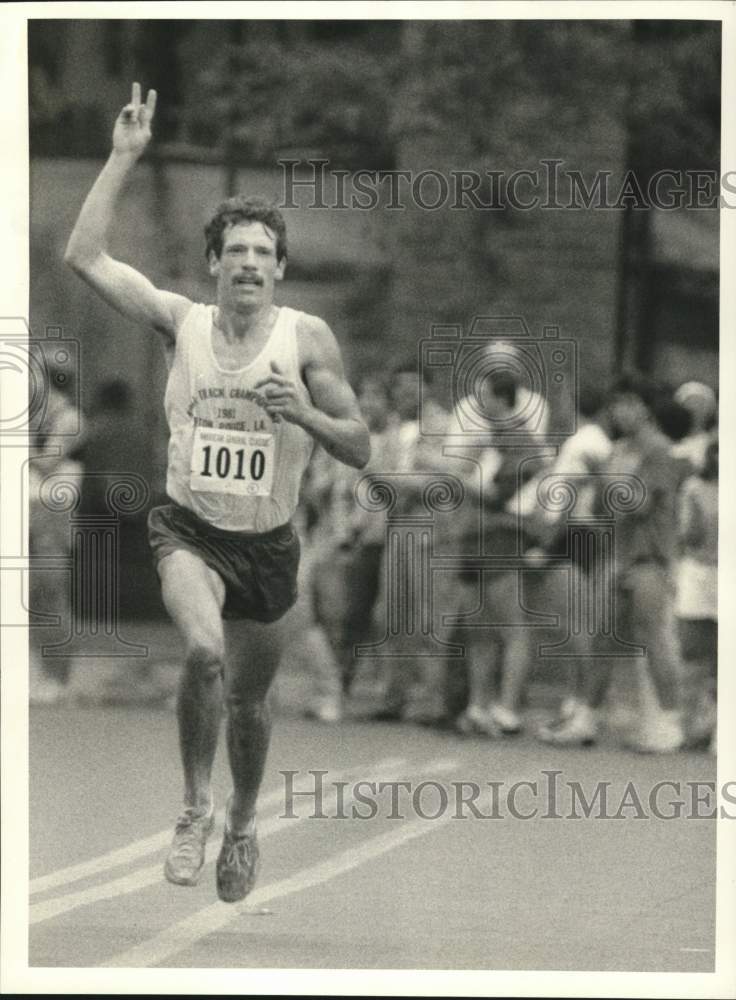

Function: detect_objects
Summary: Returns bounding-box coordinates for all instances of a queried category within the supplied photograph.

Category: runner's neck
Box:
[213,304,279,343]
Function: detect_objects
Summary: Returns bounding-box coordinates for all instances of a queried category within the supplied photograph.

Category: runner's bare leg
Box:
[159,549,226,813]
[223,617,289,833]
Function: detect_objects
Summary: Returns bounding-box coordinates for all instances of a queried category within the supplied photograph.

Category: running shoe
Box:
[163,806,215,887]
[216,819,260,903]
[536,703,597,746]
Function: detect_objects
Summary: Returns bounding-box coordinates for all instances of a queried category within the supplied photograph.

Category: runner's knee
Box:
[184,640,224,681]
[226,691,270,725]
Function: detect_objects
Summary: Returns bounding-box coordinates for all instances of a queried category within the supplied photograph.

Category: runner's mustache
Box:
[233,272,263,286]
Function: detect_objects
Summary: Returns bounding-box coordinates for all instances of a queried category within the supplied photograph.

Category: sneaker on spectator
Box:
[305,698,342,724]
[629,710,684,754]
[559,696,580,721]
[689,693,717,744]
[537,703,597,746]
[456,705,501,737]
[488,703,522,735]
[29,669,69,707]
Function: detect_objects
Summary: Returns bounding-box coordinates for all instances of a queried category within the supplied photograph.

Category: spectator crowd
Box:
[297,351,718,757]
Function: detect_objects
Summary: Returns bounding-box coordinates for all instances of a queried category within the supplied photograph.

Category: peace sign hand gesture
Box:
[112,82,157,157]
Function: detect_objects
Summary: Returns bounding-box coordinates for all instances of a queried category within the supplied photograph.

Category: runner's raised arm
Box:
[64,82,191,342]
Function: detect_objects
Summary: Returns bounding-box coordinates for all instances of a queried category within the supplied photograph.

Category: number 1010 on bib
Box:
[190,427,275,497]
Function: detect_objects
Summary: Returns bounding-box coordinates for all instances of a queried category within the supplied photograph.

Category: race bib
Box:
[190,427,275,497]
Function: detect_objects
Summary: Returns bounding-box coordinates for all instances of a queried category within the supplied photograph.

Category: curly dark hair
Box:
[204,196,288,262]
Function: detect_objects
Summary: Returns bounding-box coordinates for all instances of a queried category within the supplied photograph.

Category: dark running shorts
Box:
[147,501,300,622]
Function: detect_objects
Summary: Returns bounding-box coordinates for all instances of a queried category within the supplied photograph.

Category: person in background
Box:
[451,370,539,736]
[382,362,445,472]
[527,386,614,738]
[437,340,550,735]
[76,378,138,513]
[304,374,391,722]
[676,437,718,752]
[366,363,450,722]
[672,381,717,473]
[29,369,85,705]
[468,338,551,441]
[369,347,548,728]
[539,373,688,752]
[340,376,393,694]
[622,389,709,744]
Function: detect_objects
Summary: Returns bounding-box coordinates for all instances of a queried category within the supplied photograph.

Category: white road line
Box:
[29,757,409,925]
[29,756,457,926]
[30,828,198,899]
[105,811,454,968]
[30,764,360,897]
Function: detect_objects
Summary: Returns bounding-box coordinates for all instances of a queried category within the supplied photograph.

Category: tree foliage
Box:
[29,19,721,174]
[187,37,396,168]
[627,21,721,173]
[181,20,720,178]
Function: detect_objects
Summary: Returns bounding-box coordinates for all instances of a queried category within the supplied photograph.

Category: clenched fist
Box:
[254,361,311,426]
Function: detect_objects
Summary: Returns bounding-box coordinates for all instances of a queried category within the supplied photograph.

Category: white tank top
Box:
[164,303,314,532]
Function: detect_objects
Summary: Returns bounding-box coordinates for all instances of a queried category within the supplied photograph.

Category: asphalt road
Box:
[29,704,716,972]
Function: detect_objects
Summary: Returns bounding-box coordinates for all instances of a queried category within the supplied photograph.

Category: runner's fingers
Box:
[131,81,141,108]
[144,88,157,120]
[264,388,295,402]
[254,374,289,390]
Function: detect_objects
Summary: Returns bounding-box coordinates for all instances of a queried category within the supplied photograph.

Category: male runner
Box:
[65,84,370,902]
